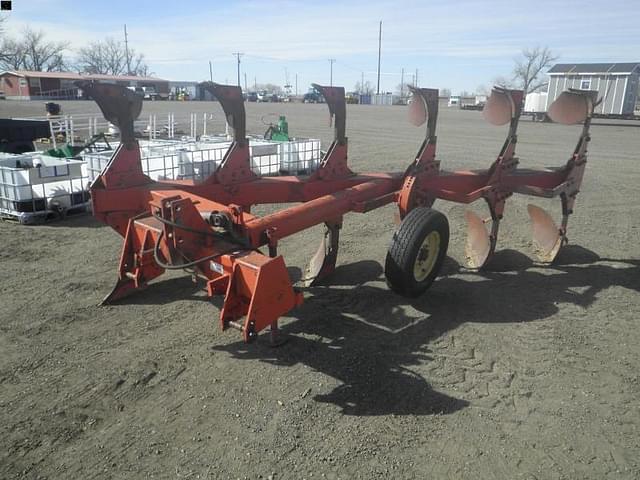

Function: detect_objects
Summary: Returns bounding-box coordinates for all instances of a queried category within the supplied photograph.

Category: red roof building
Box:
[0,70,170,100]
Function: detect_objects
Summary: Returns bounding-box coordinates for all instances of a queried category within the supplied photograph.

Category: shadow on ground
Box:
[32,212,105,229]
[107,245,639,417]
[213,245,639,416]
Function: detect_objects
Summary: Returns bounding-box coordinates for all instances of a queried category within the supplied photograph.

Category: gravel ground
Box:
[1,98,639,480]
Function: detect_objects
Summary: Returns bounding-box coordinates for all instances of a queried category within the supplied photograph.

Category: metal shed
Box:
[546,63,640,116]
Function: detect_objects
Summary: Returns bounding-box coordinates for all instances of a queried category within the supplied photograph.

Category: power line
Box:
[243,53,327,64]
[336,59,366,73]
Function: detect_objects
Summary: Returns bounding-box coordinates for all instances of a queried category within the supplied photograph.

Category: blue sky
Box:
[2,0,639,93]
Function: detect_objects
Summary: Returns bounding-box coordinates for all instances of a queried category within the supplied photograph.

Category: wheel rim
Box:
[413,231,440,282]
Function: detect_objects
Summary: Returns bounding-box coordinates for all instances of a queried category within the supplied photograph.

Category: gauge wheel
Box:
[385,207,449,297]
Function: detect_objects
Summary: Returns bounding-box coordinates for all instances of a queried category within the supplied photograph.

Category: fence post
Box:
[49,117,57,149]
[64,116,70,145]
[70,117,75,146]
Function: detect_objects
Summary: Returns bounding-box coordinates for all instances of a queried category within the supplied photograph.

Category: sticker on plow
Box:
[210,261,224,274]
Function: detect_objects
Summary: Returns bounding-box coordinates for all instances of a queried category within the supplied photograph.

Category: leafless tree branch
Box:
[354,80,374,95]
[0,27,68,71]
[76,37,151,76]
[512,46,558,95]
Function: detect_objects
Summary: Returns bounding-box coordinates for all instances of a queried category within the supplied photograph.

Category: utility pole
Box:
[123,24,131,75]
[254,76,257,90]
[328,59,335,86]
[361,71,364,93]
[376,20,382,95]
[244,73,247,92]
[415,69,418,87]
[400,68,404,99]
[209,61,213,82]
[233,52,243,87]
[284,67,292,95]
[295,73,298,96]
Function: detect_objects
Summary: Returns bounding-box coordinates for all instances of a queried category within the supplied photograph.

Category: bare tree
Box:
[9,28,69,71]
[0,18,19,68]
[513,46,558,94]
[0,17,15,68]
[354,80,373,95]
[0,37,23,69]
[128,52,151,76]
[76,37,151,76]
[77,38,125,75]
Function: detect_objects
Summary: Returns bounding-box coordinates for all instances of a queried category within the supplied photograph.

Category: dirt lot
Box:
[1,99,639,480]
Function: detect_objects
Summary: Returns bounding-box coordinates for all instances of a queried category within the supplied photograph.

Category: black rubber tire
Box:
[385,207,449,297]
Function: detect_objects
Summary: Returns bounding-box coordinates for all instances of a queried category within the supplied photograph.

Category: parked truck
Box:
[127,85,159,101]
[523,92,550,122]
[460,95,487,110]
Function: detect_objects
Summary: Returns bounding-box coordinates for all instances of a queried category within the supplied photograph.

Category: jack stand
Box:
[269,320,288,347]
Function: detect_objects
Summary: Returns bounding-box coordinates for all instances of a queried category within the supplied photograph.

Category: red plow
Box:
[78,81,598,344]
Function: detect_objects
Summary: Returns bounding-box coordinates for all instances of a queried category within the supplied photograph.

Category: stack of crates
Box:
[0,153,89,223]
[81,137,322,183]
